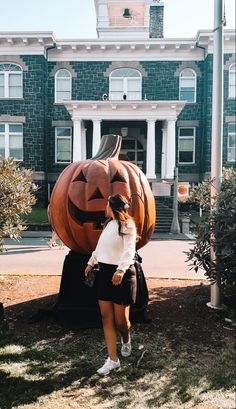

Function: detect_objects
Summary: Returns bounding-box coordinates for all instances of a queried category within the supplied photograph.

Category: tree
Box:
[187,168,236,297]
[0,158,37,251]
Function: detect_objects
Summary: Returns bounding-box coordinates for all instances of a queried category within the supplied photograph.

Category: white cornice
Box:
[0,29,234,57]
[0,32,56,55]
[64,100,186,121]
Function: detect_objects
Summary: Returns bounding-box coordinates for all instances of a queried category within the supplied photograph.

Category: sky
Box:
[0,0,235,39]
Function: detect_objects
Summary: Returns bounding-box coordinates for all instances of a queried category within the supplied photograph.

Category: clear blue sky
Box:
[0,0,235,39]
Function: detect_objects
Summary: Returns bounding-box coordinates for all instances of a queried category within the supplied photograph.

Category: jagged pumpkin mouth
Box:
[68,199,106,229]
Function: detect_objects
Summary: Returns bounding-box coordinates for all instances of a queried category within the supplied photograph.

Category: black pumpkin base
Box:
[30,251,150,330]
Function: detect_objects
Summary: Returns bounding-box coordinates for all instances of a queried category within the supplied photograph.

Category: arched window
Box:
[179,68,197,103]
[0,63,23,98]
[109,68,142,101]
[55,69,72,103]
[229,63,236,98]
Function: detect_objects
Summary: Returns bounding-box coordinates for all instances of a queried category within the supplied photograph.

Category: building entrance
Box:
[108,125,146,172]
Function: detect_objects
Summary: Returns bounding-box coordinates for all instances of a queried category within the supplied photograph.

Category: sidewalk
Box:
[0,231,206,280]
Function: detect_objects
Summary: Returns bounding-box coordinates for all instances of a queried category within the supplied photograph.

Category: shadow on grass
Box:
[0,283,235,409]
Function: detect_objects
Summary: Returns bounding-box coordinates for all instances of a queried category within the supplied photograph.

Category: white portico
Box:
[64,99,186,180]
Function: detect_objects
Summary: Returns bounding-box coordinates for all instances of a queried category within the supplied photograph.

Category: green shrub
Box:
[0,158,37,251]
[187,168,236,292]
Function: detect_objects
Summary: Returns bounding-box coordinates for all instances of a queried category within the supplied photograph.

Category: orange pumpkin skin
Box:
[178,186,188,195]
[50,158,155,254]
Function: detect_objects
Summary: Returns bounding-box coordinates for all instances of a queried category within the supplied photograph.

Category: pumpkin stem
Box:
[91,134,122,160]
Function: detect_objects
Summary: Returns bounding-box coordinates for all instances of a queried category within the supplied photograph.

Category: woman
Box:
[47,204,65,249]
[84,194,137,375]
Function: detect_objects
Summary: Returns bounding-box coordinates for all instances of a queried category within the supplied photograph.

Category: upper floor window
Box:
[178,127,195,164]
[109,68,142,101]
[55,69,72,103]
[0,123,23,161]
[179,68,197,103]
[229,63,236,98]
[227,123,236,162]
[0,64,23,98]
[55,127,72,163]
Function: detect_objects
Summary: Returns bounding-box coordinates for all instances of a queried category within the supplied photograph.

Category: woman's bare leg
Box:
[48,231,58,247]
[114,304,131,343]
[98,300,118,361]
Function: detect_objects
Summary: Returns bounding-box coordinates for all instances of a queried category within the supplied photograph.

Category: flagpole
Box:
[207,0,224,309]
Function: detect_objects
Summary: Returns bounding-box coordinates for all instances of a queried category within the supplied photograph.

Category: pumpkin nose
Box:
[88,187,104,201]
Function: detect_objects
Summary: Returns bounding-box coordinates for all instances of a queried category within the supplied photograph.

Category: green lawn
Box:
[189,210,209,226]
[23,208,48,224]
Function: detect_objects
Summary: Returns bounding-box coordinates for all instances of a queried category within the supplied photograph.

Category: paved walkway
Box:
[0,232,206,280]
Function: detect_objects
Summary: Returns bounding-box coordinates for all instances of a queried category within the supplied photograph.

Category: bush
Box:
[187,168,236,293]
[0,158,37,251]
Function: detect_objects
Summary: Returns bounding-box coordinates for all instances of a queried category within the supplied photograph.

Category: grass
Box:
[0,311,235,408]
[23,208,48,224]
[186,210,209,226]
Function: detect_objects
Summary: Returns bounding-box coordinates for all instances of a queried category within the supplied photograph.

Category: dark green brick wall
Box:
[0,54,235,205]
[204,53,236,172]
[0,55,47,205]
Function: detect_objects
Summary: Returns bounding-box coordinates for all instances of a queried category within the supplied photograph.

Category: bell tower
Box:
[94,0,164,39]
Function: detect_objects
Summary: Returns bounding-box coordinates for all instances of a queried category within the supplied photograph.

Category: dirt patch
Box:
[0,275,231,340]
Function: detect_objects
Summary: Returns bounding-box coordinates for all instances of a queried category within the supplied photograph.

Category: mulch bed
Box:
[0,275,231,340]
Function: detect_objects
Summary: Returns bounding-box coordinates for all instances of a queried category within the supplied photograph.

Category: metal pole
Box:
[170,167,180,234]
[207,0,224,309]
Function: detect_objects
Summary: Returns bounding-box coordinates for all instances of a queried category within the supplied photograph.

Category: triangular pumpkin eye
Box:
[111,171,127,183]
[73,171,87,183]
[88,188,104,201]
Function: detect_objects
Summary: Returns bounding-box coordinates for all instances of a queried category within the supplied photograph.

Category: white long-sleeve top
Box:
[87,219,136,273]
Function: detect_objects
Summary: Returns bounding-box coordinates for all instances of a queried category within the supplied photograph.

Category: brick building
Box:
[0,0,235,207]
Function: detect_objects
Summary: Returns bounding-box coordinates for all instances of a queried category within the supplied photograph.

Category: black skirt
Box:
[96,262,137,306]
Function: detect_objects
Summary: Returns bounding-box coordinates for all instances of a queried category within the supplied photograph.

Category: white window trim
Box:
[55,127,72,164]
[54,69,72,104]
[0,123,23,161]
[0,64,23,99]
[178,127,196,165]
[109,69,142,101]
[227,123,236,162]
[228,62,236,99]
[179,68,197,103]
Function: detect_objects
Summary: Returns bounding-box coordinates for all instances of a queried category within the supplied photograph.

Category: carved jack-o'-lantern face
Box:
[50,136,156,254]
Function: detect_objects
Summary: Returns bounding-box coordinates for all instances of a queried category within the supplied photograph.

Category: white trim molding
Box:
[64,100,186,121]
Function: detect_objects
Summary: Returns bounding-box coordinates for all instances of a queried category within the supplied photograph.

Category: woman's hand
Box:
[112,270,124,286]
[84,264,93,277]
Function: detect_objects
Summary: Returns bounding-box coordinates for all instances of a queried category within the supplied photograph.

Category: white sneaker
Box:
[121,336,132,357]
[97,357,120,375]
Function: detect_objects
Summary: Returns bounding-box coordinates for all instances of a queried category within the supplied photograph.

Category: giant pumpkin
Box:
[50,134,155,254]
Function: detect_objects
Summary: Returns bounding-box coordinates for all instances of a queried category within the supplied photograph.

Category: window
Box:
[227,123,236,162]
[55,69,72,103]
[109,68,142,101]
[55,127,72,163]
[178,127,195,164]
[179,68,197,103]
[0,63,23,98]
[229,63,236,98]
[119,138,144,170]
[0,123,23,160]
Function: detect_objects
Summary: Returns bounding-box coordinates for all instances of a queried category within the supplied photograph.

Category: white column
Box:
[161,123,167,179]
[165,119,176,179]
[92,119,102,157]
[73,118,82,162]
[81,126,87,160]
[146,119,156,179]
